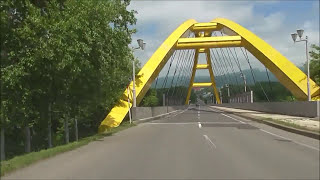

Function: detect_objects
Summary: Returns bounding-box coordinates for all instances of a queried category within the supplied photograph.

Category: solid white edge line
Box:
[146,122,196,125]
[260,129,291,140]
[221,113,246,124]
[173,108,189,117]
[208,106,223,113]
[208,106,245,124]
[145,121,244,125]
[203,135,217,149]
[260,129,320,151]
[210,106,320,151]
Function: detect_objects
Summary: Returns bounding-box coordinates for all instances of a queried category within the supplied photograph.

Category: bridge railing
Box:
[229,91,253,103]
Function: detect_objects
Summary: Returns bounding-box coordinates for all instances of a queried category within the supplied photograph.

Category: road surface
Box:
[4,105,320,179]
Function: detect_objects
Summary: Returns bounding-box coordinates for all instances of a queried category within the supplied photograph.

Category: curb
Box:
[236,113,320,140]
[214,107,320,140]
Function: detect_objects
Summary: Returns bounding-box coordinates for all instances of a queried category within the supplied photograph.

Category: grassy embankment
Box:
[0,122,135,176]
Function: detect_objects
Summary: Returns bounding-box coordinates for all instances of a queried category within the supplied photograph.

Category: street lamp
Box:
[219,87,223,104]
[290,29,311,101]
[240,73,247,92]
[132,39,146,107]
[225,84,230,97]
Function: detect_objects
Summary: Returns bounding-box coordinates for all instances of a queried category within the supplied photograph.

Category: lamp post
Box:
[219,87,223,104]
[225,84,230,97]
[240,73,247,92]
[291,29,311,101]
[132,39,146,107]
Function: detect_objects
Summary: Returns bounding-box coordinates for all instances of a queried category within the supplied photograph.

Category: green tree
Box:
[1,0,137,158]
[142,89,159,107]
[309,44,320,85]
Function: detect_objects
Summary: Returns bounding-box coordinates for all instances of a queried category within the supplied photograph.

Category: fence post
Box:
[64,119,69,144]
[163,93,165,106]
[48,103,52,148]
[74,118,78,141]
[1,127,5,161]
[25,126,31,153]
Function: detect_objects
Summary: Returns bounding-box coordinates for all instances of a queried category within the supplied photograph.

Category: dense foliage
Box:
[199,81,295,104]
[1,0,136,159]
[308,44,320,85]
[141,87,196,107]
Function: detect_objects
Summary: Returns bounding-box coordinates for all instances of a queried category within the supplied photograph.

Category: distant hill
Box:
[151,68,279,88]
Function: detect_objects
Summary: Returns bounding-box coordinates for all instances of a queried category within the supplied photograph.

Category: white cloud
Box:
[128,1,319,78]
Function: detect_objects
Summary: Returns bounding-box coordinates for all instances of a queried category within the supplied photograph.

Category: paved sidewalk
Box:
[212,106,320,132]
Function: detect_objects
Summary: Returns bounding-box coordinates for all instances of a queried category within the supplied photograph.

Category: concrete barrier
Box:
[132,105,188,121]
[213,101,319,118]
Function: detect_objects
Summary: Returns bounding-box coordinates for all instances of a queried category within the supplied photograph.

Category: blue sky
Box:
[128,0,319,76]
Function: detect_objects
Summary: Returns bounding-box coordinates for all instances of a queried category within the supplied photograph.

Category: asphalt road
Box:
[4,105,320,179]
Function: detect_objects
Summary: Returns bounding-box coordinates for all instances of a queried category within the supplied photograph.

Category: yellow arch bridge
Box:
[98,18,320,133]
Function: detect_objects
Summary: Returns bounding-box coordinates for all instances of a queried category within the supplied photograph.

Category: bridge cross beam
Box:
[184,31,221,105]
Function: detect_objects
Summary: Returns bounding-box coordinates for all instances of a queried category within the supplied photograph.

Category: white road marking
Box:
[198,122,202,128]
[260,129,320,151]
[260,129,291,140]
[145,122,196,125]
[173,108,189,117]
[221,113,246,124]
[145,121,243,125]
[208,106,245,124]
[203,135,217,149]
[208,106,222,113]
[201,122,243,124]
[210,106,320,151]
[293,141,320,151]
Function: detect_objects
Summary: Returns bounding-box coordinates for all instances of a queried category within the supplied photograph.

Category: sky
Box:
[128,0,319,77]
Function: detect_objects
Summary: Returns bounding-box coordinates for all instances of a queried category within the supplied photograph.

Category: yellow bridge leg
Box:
[185,49,199,104]
[205,49,221,104]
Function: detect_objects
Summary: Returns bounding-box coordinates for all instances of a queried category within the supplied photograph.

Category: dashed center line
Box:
[198,122,202,128]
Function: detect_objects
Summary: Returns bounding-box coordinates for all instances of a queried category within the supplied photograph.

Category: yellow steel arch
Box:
[98,18,320,133]
[210,18,320,101]
[98,19,197,133]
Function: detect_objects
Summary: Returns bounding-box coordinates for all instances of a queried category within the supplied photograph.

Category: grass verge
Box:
[262,118,320,134]
[0,121,135,176]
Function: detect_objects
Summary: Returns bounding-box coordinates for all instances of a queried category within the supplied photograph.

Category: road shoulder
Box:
[211,106,320,140]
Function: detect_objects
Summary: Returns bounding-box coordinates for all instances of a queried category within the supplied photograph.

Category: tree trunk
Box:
[48,103,52,148]
[74,118,78,141]
[25,126,31,153]
[64,119,69,144]
[1,127,5,161]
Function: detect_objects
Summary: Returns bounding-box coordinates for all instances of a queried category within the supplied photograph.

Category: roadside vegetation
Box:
[141,87,197,107]
[0,121,135,176]
[1,0,137,162]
